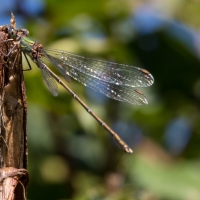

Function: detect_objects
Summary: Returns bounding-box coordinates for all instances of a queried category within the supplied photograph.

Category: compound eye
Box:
[8,28,17,39]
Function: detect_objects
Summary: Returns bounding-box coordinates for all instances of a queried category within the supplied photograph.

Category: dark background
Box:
[1,0,200,199]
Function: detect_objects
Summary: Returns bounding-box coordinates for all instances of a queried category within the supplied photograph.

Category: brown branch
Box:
[0,14,28,200]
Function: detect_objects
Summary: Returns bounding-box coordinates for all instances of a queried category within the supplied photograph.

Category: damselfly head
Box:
[8,27,18,39]
[8,27,29,40]
[8,13,29,40]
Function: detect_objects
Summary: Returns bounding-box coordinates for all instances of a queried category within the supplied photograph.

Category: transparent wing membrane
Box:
[43,53,148,104]
[40,50,153,104]
[43,49,154,87]
[38,60,58,96]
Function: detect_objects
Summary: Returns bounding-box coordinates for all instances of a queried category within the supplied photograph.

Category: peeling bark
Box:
[0,15,28,200]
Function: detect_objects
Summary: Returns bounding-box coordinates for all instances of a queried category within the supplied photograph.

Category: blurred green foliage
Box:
[10,0,200,199]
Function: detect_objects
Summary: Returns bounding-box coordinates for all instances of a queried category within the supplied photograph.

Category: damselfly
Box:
[2,13,154,153]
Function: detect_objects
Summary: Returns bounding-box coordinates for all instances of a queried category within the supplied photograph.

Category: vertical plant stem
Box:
[0,15,28,200]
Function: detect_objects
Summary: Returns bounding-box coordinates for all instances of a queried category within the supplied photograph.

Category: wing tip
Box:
[140,68,154,86]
